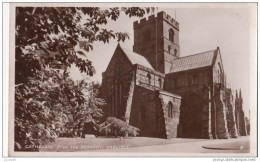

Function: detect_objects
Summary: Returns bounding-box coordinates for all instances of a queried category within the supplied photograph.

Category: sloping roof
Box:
[170,49,218,73]
[119,45,154,70]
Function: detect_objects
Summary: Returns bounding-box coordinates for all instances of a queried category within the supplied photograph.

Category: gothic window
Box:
[169,28,174,42]
[218,63,223,74]
[174,49,177,56]
[218,63,223,84]
[158,78,162,88]
[147,73,151,85]
[144,30,151,41]
[167,102,173,118]
[168,45,171,53]
[111,80,122,117]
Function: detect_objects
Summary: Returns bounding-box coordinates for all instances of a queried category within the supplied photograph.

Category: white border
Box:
[1,0,259,160]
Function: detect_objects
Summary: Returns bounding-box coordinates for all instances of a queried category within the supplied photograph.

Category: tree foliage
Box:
[15,7,155,151]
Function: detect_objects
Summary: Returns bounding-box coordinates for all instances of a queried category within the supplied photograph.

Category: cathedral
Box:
[101,11,247,139]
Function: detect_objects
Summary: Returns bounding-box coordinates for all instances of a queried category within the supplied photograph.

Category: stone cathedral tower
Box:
[133,11,180,73]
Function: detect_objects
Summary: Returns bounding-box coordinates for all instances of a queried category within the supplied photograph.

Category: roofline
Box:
[119,44,155,70]
[169,47,219,73]
[176,48,217,60]
[167,65,212,74]
[117,44,133,65]
[211,48,218,66]
[157,90,182,99]
[103,44,132,74]
[217,47,225,74]
[134,64,165,77]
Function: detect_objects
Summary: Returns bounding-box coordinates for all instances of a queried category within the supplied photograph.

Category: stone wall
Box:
[235,93,247,136]
[101,60,135,120]
[225,89,238,138]
[213,84,230,139]
[165,67,213,138]
[135,64,165,90]
[129,86,160,137]
[102,63,181,138]
[129,86,181,139]
[158,91,181,138]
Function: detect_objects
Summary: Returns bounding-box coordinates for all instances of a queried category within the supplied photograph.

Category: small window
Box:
[174,49,177,56]
[144,30,151,41]
[158,78,162,88]
[168,45,171,53]
[147,73,151,85]
[167,102,173,118]
[169,29,174,42]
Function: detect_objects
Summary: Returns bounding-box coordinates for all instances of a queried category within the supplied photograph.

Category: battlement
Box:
[134,11,179,30]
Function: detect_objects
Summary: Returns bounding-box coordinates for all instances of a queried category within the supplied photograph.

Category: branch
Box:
[15,83,24,87]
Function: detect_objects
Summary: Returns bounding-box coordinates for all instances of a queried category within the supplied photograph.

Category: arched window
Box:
[111,80,122,117]
[168,45,171,53]
[169,29,174,42]
[158,78,162,88]
[167,102,173,118]
[174,49,177,56]
[147,73,151,85]
[218,63,223,83]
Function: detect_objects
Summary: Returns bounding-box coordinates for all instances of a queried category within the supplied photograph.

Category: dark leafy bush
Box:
[99,117,139,137]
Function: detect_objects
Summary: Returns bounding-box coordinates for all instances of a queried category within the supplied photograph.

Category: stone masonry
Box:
[214,84,230,139]
[225,88,238,138]
[101,11,248,139]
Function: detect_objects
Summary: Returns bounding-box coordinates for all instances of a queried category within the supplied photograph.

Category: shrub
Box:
[98,117,139,137]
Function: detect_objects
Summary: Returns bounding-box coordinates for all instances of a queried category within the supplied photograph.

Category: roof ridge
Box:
[176,49,217,60]
[119,45,154,70]
[169,48,217,73]
[121,46,143,57]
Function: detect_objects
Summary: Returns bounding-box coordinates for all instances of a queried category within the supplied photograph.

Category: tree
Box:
[65,81,105,131]
[15,7,155,151]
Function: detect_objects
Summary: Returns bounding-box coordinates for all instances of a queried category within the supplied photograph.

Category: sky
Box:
[69,3,257,117]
